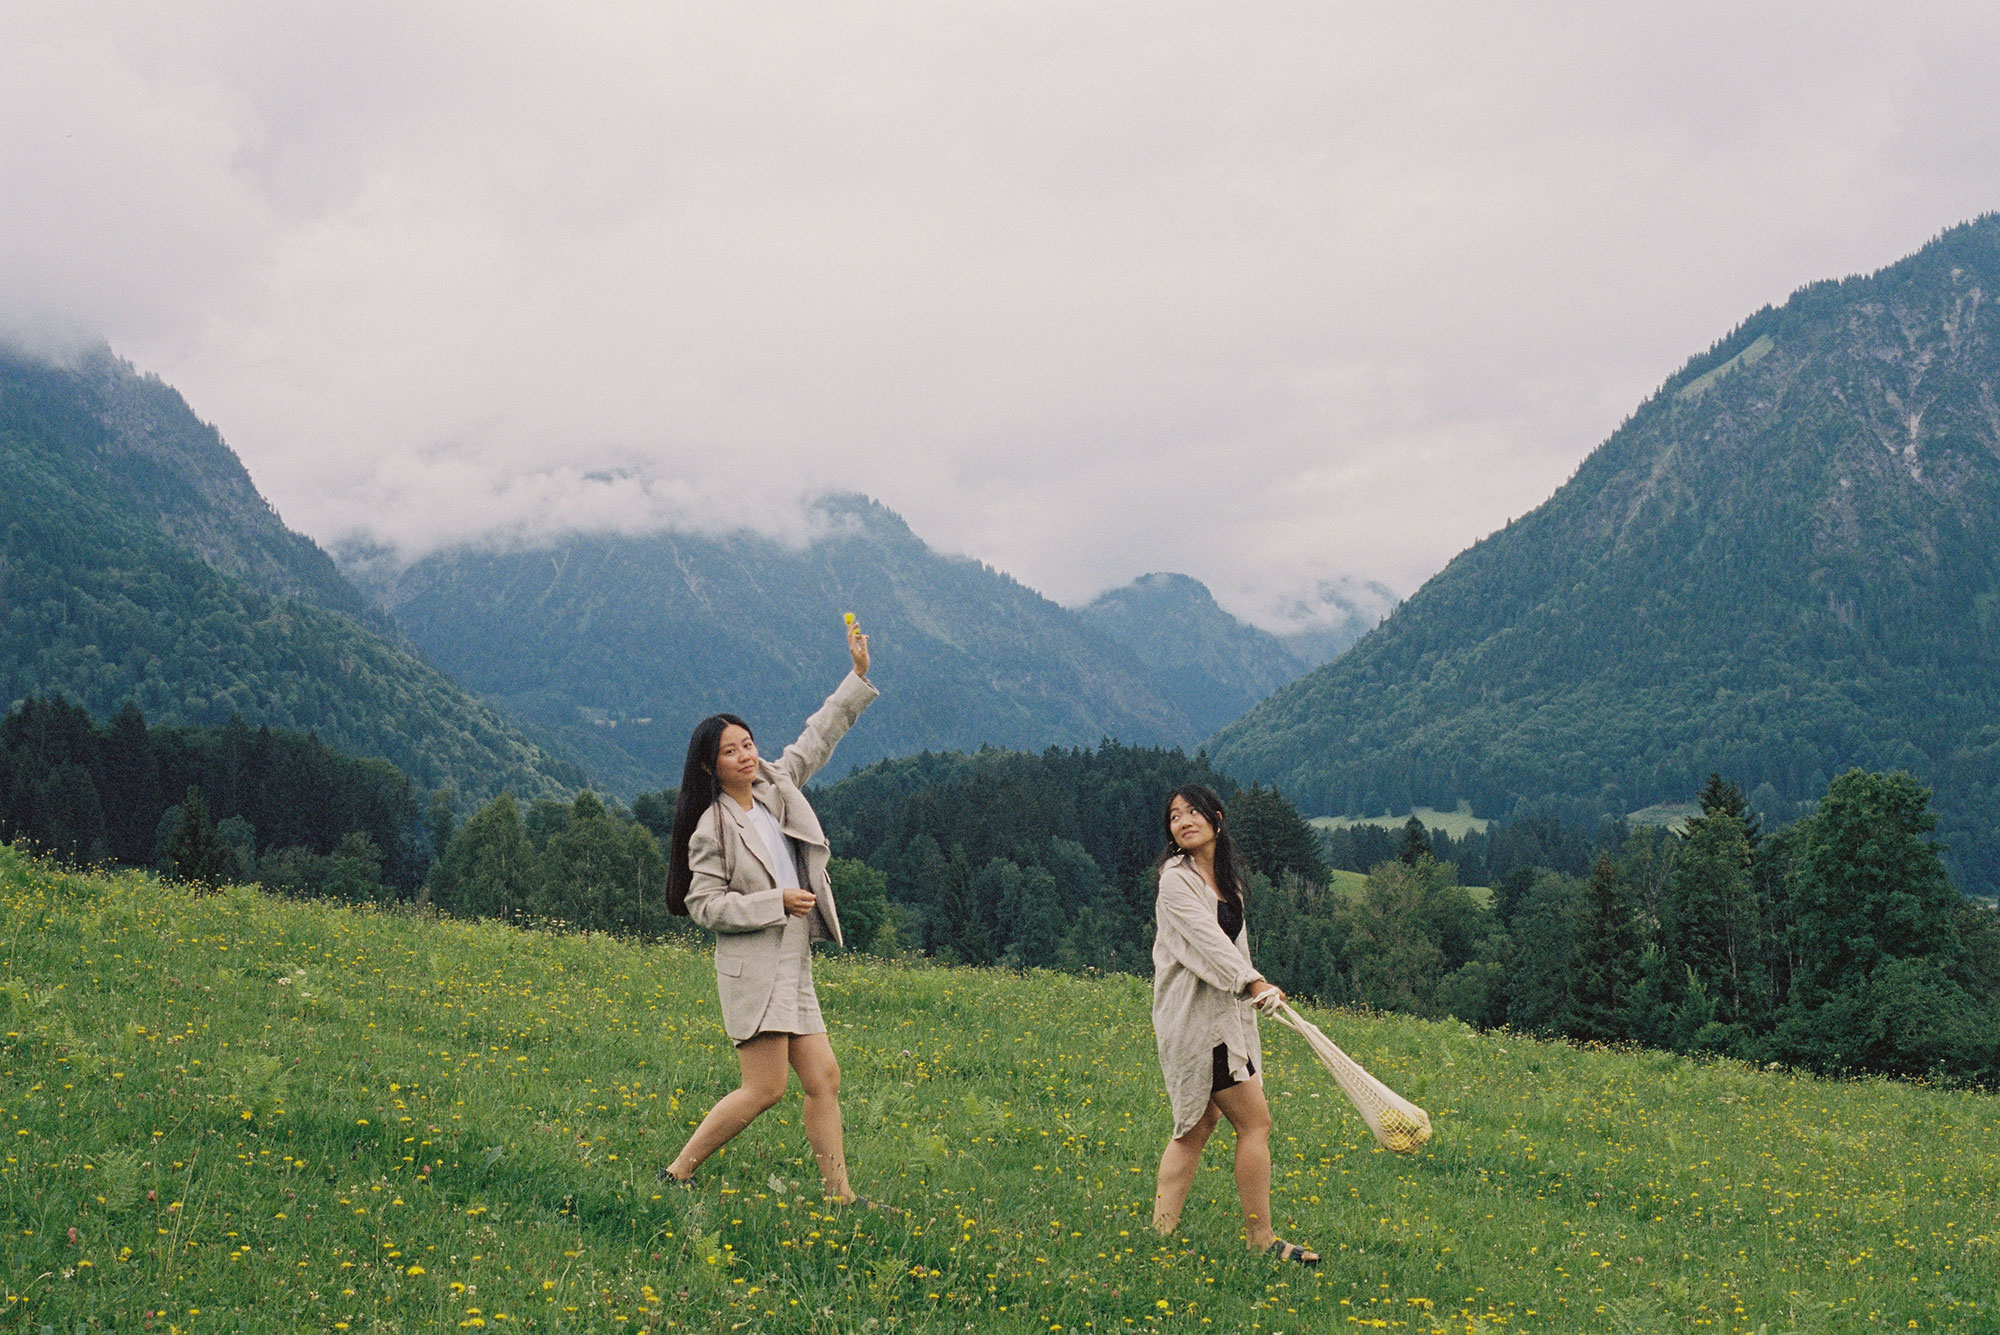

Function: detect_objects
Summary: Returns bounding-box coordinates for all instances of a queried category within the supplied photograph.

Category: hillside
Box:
[356,497,1202,793]
[0,345,579,800]
[5,845,1996,1332]
[1210,216,2000,894]
[1075,573,1318,736]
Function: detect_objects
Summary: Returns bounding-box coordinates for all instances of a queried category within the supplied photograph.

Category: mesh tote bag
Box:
[1271,1002,1433,1153]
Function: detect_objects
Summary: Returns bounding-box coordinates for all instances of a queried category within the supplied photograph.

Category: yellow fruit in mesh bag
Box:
[1377,1108,1427,1152]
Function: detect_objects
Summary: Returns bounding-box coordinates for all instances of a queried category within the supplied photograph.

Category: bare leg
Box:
[787,1032,855,1201]
[1210,1079,1279,1250]
[666,1034,789,1181]
[1152,1101,1221,1235]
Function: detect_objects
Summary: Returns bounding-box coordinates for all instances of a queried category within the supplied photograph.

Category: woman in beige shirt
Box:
[1151,783,1319,1264]
[659,620,876,1202]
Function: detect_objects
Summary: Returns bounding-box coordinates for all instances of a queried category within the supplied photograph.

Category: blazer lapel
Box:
[753,766,828,849]
[718,798,780,883]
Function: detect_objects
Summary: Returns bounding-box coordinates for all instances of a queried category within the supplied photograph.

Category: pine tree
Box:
[164,786,238,888]
[1054,905,1113,973]
[30,763,110,865]
[1661,796,1766,1041]
[892,833,948,909]
[1398,815,1434,866]
[214,816,257,878]
[937,844,990,964]
[974,858,1026,960]
[1230,784,1331,884]
[98,701,160,864]
[1505,871,1586,1033]
[1697,772,1761,846]
[426,789,458,868]
[1013,865,1065,969]
[1562,857,1644,1041]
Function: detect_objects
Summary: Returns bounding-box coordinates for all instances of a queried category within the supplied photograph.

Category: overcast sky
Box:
[5,4,1998,630]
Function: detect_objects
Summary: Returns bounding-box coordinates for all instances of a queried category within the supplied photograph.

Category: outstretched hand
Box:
[846,615,871,679]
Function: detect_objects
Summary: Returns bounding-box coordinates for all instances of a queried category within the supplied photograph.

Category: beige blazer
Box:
[1152,855,1265,1138]
[685,670,878,1041]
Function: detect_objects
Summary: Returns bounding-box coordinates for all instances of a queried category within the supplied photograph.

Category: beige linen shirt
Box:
[685,670,878,1041]
[1152,854,1265,1138]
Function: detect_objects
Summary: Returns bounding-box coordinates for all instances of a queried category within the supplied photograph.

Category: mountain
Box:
[1264,577,1400,667]
[0,344,580,800]
[62,356,385,627]
[1208,215,2000,895]
[354,497,1201,793]
[1075,573,1317,735]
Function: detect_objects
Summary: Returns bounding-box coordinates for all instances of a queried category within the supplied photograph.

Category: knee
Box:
[740,1077,787,1113]
[800,1060,841,1101]
[1235,1104,1273,1139]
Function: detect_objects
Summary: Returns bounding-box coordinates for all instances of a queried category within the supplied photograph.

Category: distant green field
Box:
[1326,867,1490,908]
[1625,803,1702,834]
[4,845,1996,1332]
[1328,867,1370,900]
[1311,806,1491,838]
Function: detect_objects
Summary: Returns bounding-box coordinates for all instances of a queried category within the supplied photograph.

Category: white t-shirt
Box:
[744,800,802,890]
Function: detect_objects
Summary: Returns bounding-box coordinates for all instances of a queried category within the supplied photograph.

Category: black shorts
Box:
[1211,1044,1256,1094]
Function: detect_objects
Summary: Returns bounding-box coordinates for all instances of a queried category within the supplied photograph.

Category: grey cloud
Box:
[5,3,1999,629]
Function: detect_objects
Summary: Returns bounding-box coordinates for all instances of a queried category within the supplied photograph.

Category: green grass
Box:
[1327,869,1490,909]
[1328,869,1370,902]
[1312,807,1491,839]
[1674,334,1776,402]
[1625,804,1702,835]
[3,845,1997,1333]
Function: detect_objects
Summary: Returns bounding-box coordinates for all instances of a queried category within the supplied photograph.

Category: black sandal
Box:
[1266,1239,1320,1265]
[657,1166,694,1189]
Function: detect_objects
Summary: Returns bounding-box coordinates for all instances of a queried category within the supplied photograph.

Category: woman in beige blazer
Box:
[1150,783,1319,1265]
[660,620,877,1201]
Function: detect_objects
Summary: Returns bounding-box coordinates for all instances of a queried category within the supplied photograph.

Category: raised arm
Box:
[774,617,879,787]
[1155,865,1264,996]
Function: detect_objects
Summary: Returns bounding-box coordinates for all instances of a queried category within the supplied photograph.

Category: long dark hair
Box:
[1156,783,1245,908]
[666,713,753,915]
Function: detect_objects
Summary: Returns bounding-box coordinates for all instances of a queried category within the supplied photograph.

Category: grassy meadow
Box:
[2,845,1997,1334]
[1310,810,1491,840]
[1324,870,1493,911]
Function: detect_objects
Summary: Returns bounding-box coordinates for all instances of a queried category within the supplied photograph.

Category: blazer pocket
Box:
[715,956,744,977]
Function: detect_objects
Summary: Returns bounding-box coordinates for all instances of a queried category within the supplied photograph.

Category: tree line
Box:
[10,695,1990,1081]
[800,743,1329,973]
[1,695,424,894]
[0,694,693,936]
[1290,772,2000,1083]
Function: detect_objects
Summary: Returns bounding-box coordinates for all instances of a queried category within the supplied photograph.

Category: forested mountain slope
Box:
[1209,216,2000,894]
[1075,572,1320,735]
[359,497,1200,793]
[0,346,578,800]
